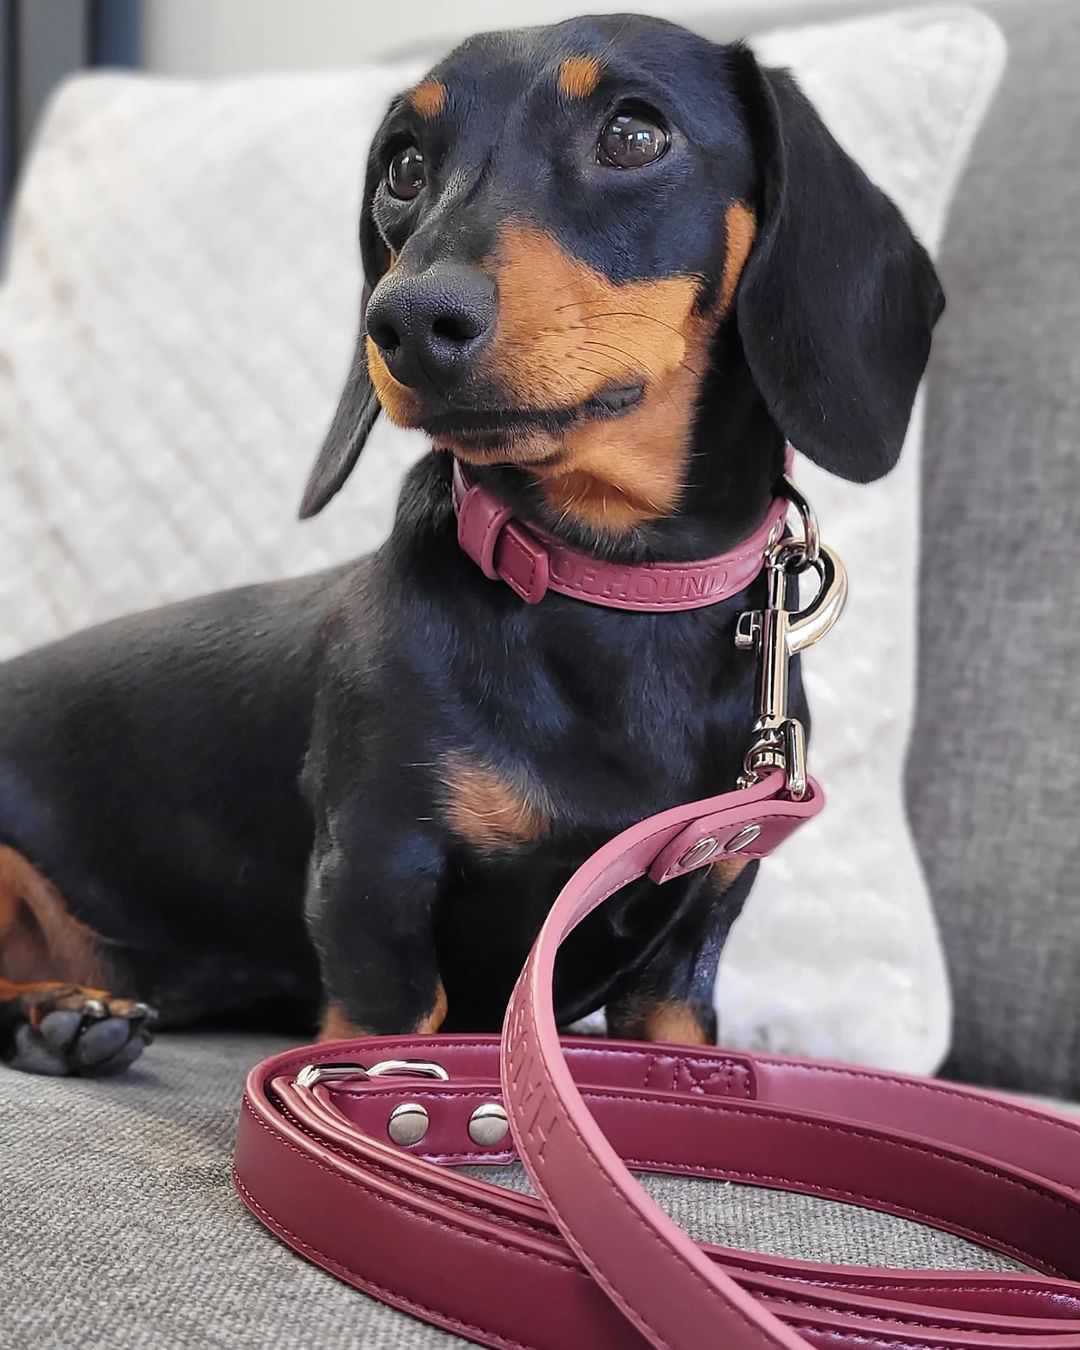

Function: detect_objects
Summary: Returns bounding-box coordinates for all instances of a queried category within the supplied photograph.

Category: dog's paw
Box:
[3,986,157,1077]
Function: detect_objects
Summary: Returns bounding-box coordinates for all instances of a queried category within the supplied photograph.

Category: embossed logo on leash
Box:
[506,990,561,1162]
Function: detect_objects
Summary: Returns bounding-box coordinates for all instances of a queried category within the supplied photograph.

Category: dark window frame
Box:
[1,0,140,215]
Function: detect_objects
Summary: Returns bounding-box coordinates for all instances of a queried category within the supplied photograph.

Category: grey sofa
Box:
[3,1,1078,1347]
[907,0,1079,1100]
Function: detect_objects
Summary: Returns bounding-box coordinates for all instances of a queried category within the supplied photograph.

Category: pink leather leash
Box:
[234,462,1080,1346]
[233,775,1080,1349]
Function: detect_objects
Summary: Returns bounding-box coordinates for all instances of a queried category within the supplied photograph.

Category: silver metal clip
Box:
[735,490,848,798]
[294,1058,449,1089]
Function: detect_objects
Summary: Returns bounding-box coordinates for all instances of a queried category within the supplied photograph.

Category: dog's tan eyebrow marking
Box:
[557,56,603,99]
[410,78,447,119]
[719,201,757,314]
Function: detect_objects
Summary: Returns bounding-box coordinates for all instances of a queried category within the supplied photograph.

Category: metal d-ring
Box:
[367,1059,450,1081]
[294,1062,369,1088]
[294,1058,449,1089]
[785,545,848,654]
[778,477,821,569]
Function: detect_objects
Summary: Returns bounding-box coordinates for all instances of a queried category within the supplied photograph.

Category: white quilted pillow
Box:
[0,8,1004,1072]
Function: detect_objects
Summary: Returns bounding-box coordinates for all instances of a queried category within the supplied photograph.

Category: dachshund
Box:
[0,14,942,1075]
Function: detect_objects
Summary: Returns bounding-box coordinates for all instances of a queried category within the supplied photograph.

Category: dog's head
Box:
[300,15,943,530]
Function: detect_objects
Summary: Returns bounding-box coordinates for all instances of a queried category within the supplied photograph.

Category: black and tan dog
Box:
[0,16,942,1076]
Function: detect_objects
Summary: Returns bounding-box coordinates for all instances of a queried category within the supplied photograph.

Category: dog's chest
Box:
[430,605,754,850]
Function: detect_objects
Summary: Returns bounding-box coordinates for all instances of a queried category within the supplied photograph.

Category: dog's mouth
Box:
[421,383,645,463]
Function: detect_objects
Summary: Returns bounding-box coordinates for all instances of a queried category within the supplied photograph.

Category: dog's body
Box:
[0,15,941,1076]
[0,468,773,1049]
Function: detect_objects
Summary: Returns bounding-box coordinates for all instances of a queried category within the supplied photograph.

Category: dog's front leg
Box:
[305,807,448,1040]
[606,861,757,1046]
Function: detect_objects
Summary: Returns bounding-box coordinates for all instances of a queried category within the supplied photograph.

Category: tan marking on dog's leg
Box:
[610,993,713,1046]
[319,1003,362,1042]
[0,880,16,942]
[320,979,447,1041]
[0,978,126,1029]
[0,977,109,1003]
[415,980,448,1035]
[643,1001,712,1045]
[0,846,109,987]
[708,857,750,892]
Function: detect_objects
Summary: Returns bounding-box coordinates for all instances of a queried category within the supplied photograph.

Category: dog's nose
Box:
[366,265,496,388]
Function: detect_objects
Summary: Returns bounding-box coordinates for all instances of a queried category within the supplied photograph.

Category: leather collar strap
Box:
[451,458,791,610]
[234,771,1080,1350]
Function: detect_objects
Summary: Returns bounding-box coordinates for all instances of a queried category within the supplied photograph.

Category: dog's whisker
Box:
[580,339,660,387]
[575,363,616,385]
[577,311,693,340]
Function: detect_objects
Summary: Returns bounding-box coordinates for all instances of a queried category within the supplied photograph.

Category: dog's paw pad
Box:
[75,1016,136,1068]
[90,1037,148,1076]
[38,1009,84,1053]
[12,1023,71,1076]
[4,988,157,1077]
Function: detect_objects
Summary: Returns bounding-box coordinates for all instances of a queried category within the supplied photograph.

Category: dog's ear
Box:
[299,137,392,519]
[732,50,944,482]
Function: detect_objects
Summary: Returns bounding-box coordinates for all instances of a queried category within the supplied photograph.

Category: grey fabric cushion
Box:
[908,0,1080,1099]
[2,1031,1039,1350]
[681,0,1080,1099]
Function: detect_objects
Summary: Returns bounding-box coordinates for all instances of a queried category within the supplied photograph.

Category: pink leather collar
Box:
[451,459,790,610]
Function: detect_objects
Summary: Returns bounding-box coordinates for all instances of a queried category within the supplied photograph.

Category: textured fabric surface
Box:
[0,8,1004,1073]
[0,1031,1041,1350]
[906,0,1080,1098]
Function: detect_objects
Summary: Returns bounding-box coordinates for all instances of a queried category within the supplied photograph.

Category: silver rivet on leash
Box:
[388,1102,430,1146]
[678,837,719,869]
[724,824,762,853]
[468,1103,509,1147]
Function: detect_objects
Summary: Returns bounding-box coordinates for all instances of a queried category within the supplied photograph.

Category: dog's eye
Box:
[387,145,426,200]
[597,106,669,169]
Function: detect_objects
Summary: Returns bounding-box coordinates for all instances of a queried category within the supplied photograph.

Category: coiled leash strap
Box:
[235,975,1080,1350]
[234,471,1080,1349]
